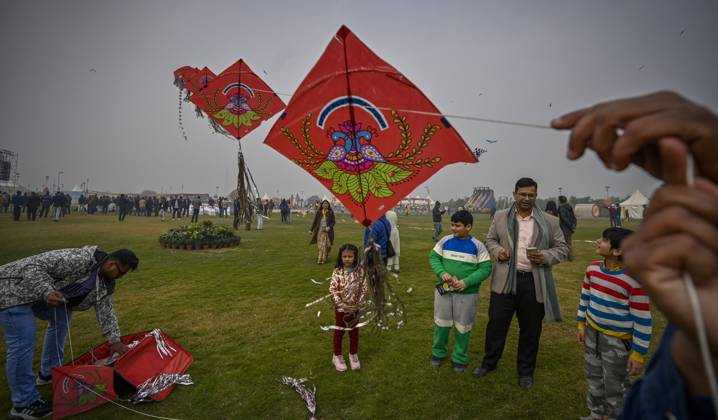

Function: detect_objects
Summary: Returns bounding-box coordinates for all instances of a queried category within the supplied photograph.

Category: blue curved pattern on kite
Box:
[317,96,388,130]
[222,83,255,98]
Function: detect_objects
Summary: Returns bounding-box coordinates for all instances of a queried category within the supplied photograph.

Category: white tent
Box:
[620,190,649,220]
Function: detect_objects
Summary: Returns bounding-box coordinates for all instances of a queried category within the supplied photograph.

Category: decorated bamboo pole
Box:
[234,143,250,230]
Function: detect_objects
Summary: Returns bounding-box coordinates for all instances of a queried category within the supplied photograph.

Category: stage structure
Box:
[465,187,496,214]
[0,149,19,188]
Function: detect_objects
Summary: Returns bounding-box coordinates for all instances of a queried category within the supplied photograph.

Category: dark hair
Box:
[450,210,473,226]
[514,177,538,191]
[544,200,558,215]
[335,243,359,269]
[601,227,634,252]
[558,195,568,203]
[109,249,139,271]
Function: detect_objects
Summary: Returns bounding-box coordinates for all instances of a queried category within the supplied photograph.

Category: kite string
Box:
[250,88,552,130]
[682,155,718,415]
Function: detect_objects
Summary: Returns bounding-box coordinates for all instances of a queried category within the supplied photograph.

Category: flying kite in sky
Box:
[264,25,477,225]
[177,60,285,140]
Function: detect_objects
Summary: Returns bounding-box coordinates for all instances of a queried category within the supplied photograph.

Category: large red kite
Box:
[188,59,286,139]
[264,26,477,225]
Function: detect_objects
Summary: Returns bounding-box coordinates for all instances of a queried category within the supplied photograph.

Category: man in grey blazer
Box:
[473,177,569,389]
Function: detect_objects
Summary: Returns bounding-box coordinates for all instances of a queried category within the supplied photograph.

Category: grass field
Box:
[0,211,664,419]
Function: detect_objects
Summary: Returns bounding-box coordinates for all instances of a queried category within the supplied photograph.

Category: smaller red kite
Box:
[188,59,286,139]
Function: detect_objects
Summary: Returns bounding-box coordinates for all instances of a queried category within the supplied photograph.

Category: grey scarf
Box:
[503,203,562,321]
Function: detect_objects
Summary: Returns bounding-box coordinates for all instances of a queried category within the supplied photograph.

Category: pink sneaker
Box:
[332,355,347,372]
[349,354,361,370]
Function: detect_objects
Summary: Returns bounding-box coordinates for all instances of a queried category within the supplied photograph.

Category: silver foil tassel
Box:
[130,373,193,403]
[279,376,316,417]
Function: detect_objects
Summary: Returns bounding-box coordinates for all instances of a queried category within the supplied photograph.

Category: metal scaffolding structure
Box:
[0,149,19,188]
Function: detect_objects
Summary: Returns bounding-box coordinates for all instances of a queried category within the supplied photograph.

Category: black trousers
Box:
[12,205,21,221]
[481,271,545,377]
[40,205,50,218]
[191,210,199,223]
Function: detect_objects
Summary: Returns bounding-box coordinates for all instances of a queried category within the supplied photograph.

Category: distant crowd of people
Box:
[1,191,72,222]
[0,191,235,223]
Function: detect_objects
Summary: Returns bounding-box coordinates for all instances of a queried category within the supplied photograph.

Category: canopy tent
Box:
[620,189,649,220]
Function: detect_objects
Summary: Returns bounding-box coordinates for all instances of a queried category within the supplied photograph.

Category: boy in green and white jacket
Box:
[429,210,492,372]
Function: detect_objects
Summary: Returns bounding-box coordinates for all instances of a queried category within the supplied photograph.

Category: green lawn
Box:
[0,211,663,419]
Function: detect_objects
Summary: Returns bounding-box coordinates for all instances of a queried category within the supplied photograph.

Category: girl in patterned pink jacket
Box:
[329,244,366,372]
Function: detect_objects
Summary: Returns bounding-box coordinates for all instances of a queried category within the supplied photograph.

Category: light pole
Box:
[605,186,610,200]
[558,187,563,197]
[57,171,64,192]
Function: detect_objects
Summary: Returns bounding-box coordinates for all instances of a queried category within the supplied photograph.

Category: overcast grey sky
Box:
[1,0,717,200]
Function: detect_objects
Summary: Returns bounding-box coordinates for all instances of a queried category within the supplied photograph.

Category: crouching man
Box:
[0,247,138,419]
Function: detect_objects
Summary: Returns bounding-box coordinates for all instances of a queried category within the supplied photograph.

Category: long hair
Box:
[335,243,359,270]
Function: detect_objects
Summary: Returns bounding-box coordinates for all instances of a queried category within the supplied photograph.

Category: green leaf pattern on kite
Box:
[313,161,411,203]
[214,109,261,128]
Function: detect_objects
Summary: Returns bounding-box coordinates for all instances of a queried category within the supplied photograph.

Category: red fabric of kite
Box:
[264,25,477,225]
[51,330,192,419]
[174,66,216,97]
[189,59,286,139]
[52,365,116,420]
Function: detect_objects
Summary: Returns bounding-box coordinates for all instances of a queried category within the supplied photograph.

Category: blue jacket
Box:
[364,215,391,257]
[620,323,716,419]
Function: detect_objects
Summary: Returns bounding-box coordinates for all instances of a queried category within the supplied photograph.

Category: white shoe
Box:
[332,355,347,372]
[349,353,361,370]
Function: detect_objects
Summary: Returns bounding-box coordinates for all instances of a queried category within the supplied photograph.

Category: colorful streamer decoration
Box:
[280,376,317,419]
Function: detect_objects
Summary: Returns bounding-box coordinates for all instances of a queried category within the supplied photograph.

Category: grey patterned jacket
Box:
[0,246,122,344]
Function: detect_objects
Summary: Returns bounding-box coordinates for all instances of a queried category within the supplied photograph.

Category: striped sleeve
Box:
[629,284,652,359]
[576,269,591,329]
[428,236,451,280]
[462,239,492,288]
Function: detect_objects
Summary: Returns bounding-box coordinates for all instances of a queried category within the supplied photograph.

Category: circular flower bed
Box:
[159,220,240,250]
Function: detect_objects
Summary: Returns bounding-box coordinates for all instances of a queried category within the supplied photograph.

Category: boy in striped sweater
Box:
[576,227,652,420]
[429,210,492,373]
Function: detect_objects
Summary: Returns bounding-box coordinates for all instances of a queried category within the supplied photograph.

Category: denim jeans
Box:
[0,303,73,406]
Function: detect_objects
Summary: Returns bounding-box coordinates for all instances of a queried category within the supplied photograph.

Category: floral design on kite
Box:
[280,110,442,204]
[213,94,261,128]
[61,371,108,406]
[198,83,276,132]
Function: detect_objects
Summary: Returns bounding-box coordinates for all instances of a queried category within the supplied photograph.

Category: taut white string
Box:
[682,155,718,415]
